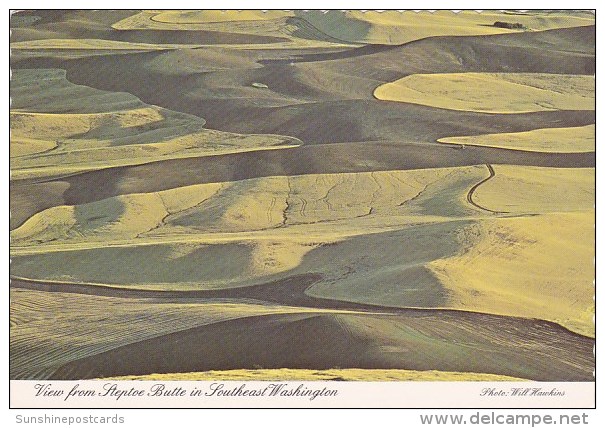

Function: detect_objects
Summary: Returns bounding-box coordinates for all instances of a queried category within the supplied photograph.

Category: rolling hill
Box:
[10,9,595,382]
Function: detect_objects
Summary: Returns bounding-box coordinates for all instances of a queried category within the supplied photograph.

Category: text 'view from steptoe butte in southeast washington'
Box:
[9,10,595,389]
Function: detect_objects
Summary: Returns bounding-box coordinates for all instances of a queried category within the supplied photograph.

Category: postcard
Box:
[9,9,595,410]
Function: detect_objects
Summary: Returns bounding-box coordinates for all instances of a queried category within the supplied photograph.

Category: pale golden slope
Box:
[10,165,595,335]
[429,166,594,337]
[438,125,595,153]
[10,288,341,379]
[374,73,594,113]
[344,10,595,45]
[10,69,299,179]
[108,368,525,381]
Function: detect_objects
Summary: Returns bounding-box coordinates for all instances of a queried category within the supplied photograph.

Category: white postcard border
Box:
[10,380,595,409]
